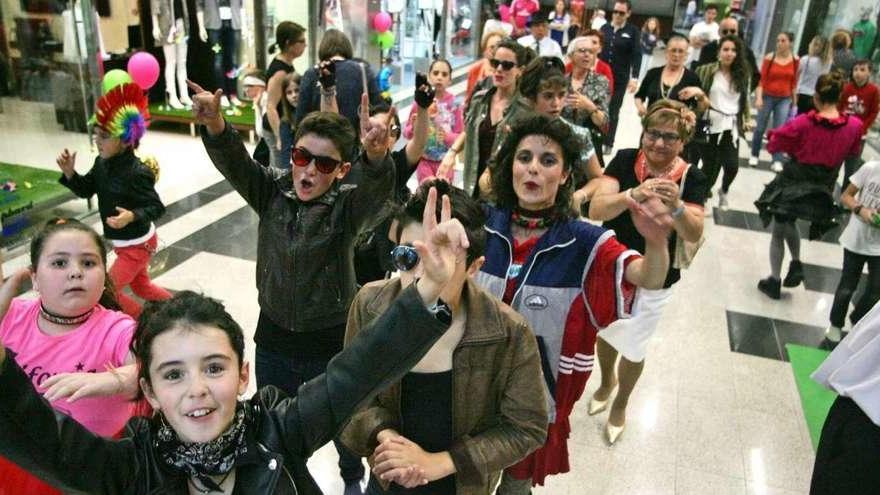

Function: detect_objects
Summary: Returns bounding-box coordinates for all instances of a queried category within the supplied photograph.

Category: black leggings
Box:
[699,130,739,194]
[829,248,880,328]
[811,396,880,494]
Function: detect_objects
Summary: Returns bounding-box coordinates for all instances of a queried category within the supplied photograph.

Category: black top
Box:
[59,149,165,241]
[261,57,294,131]
[635,66,702,108]
[391,370,456,494]
[475,113,499,198]
[599,22,642,83]
[603,149,707,288]
[254,311,345,359]
[296,58,383,135]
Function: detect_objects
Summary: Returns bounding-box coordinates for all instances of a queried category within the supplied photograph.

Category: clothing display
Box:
[199,0,243,98]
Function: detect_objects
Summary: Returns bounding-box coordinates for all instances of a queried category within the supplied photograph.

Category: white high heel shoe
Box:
[605,421,625,445]
[588,386,617,416]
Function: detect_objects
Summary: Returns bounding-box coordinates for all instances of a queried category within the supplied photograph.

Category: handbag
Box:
[672,164,705,269]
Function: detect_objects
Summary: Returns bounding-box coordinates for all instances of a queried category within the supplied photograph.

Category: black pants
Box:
[829,248,880,328]
[606,82,627,147]
[256,346,366,487]
[811,396,880,494]
[207,20,238,96]
[699,130,739,194]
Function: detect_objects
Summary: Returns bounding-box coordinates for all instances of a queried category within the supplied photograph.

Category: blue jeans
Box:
[255,347,366,484]
[751,94,791,163]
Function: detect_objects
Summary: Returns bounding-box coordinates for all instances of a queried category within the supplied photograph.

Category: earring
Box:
[157,412,175,442]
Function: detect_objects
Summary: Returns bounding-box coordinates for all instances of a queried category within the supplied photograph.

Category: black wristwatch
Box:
[427,299,453,325]
[854,205,863,216]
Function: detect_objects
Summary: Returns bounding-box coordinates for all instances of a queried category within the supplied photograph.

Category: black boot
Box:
[783,260,804,287]
[758,277,781,299]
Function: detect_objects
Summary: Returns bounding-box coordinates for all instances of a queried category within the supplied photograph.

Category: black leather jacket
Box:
[200,124,394,333]
[0,286,450,494]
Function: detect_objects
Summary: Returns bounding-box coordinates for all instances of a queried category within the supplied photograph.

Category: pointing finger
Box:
[186,79,206,93]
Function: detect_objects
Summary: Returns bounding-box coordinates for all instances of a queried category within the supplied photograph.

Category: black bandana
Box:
[156,403,249,492]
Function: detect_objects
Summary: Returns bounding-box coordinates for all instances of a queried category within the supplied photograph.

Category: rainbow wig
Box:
[95,83,150,147]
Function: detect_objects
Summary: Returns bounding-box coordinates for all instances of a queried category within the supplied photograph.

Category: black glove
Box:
[414,72,435,109]
[318,60,336,90]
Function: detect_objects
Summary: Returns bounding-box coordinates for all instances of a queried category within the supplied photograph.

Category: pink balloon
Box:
[127,51,160,90]
[498,4,511,23]
[373,12,392,33]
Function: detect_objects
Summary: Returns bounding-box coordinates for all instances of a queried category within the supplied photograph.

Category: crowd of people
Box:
[1,0,880,494]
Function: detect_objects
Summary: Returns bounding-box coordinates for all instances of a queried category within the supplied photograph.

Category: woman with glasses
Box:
[751,32,799,172]
[685,35,752,210]
[440,38,531,198]
[477,114,674,492]
[262,21,307,169]
[562,34,611,166]
[340,180,548,495]
[589,100,706,445]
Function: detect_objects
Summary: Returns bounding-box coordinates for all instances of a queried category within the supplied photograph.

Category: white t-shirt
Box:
[840,161,880,256]
[708,71,740,137]
[517,35,564,60]
[688,21,720,64]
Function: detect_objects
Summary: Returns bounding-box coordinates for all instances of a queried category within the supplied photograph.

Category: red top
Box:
[760,56,799,98]
[466,60,490,103]
[565,59,616,96]
[768,111,863,167]
[839,81,880,135]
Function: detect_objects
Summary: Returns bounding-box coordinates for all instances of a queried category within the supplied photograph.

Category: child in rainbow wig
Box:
[57,82,171,318]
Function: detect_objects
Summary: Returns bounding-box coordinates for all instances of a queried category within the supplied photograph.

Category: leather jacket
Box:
[341,278,548,494]
[200,124,395,334]
[0,286,450,494]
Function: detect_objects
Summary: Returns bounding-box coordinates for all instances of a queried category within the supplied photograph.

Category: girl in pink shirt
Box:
[404,58,464,183]
[0,218,139,492]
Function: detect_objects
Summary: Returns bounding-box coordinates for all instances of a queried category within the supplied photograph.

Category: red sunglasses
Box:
[291,146,342,174]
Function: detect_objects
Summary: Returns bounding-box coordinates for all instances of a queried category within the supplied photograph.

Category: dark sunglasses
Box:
[612,10,627,15]
[390,244,420,272]
[291,146,342,174]
[720,29,737,35]
[489,59,517,71]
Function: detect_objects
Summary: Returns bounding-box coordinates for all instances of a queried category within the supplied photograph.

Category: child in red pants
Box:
[57,83,170,318]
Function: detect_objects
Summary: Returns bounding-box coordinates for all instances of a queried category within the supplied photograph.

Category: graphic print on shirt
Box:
[423,96,463,161]
[846,94,867,117]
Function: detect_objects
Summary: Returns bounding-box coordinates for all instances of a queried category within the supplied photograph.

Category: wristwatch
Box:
[671,203,686,219]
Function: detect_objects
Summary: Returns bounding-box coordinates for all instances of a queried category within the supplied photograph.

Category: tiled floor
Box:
[3,58,874,493]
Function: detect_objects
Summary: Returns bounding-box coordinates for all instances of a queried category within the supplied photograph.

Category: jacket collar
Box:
[364,278,507,345]
[102,148,136,168]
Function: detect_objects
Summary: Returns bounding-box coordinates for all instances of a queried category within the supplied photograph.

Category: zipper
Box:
[510,238,576,306]
[484,226,513,298]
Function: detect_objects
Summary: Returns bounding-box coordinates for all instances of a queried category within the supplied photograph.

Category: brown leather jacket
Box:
[340,278,549,494]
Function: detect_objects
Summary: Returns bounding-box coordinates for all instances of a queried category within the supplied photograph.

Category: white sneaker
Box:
[825,325,843,343]
[771,161,784,173]
[748,156,759,167]
[718,191,729,210]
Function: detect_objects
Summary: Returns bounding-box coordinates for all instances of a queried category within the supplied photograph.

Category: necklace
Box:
[39,304,94,326]
[659,67,683,100]
[188,470,233,494]
[511,206,556,230]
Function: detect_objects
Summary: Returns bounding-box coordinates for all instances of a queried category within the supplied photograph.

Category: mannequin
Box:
[151,0,203,108]
[197,0,245,107]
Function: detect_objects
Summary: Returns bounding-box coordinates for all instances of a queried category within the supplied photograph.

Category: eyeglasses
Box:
[720,29,737,35]
[612,10,627,15]
[643,129,682,145]
[291,146,342,174]
[390,244,420,272]
[489,59,517,71]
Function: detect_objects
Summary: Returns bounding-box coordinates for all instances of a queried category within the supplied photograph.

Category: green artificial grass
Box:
[0,163,70,220]
[787,344,837,451]
[149,103,256,127]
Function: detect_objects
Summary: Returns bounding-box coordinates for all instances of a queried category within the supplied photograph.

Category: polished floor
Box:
[2,64,872,494]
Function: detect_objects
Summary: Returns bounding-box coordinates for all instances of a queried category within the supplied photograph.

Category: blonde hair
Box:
[809,35,832,65]
[641,100,696,143]
[481,30,506,52]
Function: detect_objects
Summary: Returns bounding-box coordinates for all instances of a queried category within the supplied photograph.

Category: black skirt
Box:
[810,396,880,494]
[754,160,841,239]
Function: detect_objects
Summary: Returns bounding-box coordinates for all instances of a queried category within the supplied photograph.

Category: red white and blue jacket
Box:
[475,206,639,484]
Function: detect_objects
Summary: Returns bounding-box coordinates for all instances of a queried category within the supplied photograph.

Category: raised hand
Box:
[360,92,395,164]
[106,206,134,230]
[629,196,673,246]
[411,187,469,302]
[56,149,77,179]
[186,80,225,134]
[414,72,435,109]
[318,60,337,90]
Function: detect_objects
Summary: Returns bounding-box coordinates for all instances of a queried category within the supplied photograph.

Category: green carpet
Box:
[149,103,256,127]
[0,163,69,220]
[787,344,837,450]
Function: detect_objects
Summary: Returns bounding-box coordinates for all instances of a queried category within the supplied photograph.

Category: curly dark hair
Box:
[132,291,246,398]
[519,56,568,100]
[493,38,529,66]
[718,35,750,94]
[490,114,581,219]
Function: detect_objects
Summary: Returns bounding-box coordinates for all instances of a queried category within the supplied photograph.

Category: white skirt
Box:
[597,287,673,362]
